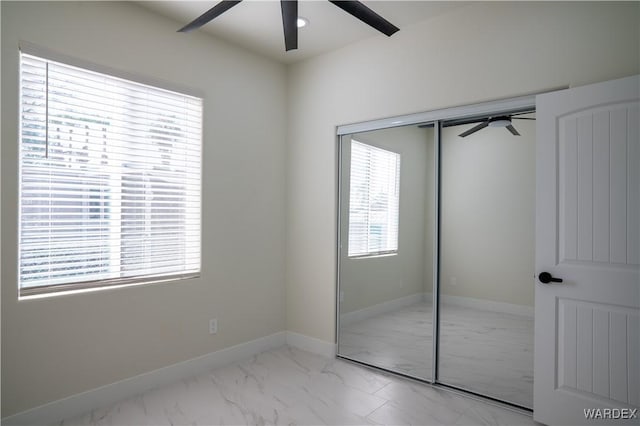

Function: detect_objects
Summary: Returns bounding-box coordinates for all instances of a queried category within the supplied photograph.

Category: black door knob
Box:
[539,272,563,284]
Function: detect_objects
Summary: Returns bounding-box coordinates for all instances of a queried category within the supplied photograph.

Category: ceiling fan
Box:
[458,113,536,138]
[177,0,400,52]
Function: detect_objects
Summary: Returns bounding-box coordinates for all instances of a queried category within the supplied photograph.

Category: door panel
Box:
[559,103,639,266]
[535,75,640,425]
[438,114,536,409]
[558,299,639,405]
[336,124,437,382]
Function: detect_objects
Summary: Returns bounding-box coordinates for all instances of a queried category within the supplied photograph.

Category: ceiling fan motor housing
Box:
[488,116,512,127]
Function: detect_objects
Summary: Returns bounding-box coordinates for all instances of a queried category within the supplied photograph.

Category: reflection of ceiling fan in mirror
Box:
[458,113,536,138]
[178,0,399,52]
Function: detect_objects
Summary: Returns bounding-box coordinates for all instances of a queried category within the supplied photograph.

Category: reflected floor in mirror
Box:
[339,300,533,408]
[339,301,434,380]
[60,346,536,426]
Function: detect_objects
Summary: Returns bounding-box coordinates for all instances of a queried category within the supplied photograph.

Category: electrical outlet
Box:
[209,318,218,335]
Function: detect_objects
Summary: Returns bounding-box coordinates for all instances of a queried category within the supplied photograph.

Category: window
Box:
[348,140,400,257]
[18,51,203,297]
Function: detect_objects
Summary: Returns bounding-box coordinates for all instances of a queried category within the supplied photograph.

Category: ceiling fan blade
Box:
[281,0,298,51]
[328,1,399,37]
[511,117,536,120]
[506,124,521,136]
[458,121,488,138]
[178,0,243,33]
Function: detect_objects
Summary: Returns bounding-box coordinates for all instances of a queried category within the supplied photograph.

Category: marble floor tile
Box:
[59,345,535,426]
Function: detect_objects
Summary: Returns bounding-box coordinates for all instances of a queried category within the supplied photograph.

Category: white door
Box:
[535,75,640,425]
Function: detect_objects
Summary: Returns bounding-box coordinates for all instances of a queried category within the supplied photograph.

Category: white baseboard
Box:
[340,292,425,326]
[441,294,534,317]
[286,331,336,358]
[2,332,287,426]
[1,330,337,426]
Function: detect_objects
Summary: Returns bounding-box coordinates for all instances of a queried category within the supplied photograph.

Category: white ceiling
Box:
[138,1,468,64]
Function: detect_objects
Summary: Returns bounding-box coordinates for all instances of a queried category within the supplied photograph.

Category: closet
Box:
[336,97,536,410]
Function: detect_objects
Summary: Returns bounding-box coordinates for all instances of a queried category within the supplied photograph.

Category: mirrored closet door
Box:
[336,101,536,411]
[437,113,536,409]
[337,123,437,381]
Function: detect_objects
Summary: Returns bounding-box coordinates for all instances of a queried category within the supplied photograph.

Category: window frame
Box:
[17,43,204,298]
[346,139,401,259]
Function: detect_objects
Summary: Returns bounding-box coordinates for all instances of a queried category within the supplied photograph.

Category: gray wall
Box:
[1,1,287,416]
[286,1,640,342]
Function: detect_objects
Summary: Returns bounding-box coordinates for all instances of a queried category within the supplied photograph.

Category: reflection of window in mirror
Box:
[348,140,400,258]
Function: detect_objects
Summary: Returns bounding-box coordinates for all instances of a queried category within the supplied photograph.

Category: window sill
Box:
[18,273,200,300]
[348,252,398,260]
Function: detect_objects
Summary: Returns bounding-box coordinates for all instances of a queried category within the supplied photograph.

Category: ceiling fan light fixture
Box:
[179,1,399,52]
[488,117,512,128]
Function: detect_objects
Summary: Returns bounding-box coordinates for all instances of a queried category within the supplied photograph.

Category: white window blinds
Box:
[348,140,400,257]
[19,52,203,296]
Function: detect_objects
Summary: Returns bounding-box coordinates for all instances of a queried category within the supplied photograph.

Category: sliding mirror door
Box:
[337,123,437,381]
[437,113,536,408]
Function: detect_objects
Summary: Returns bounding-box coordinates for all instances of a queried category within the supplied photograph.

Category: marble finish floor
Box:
[59,346,537,426]
[338,302,534,408]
